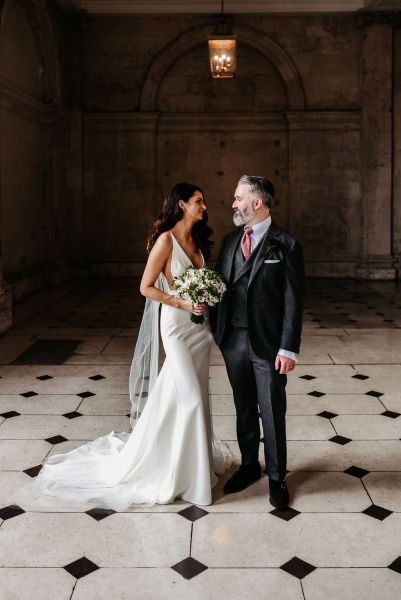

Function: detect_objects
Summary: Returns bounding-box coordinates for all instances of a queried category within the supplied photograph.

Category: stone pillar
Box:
[64,12,86,278]
[0,85,13,333]
[393,26,401,278]
[357,19,395,279]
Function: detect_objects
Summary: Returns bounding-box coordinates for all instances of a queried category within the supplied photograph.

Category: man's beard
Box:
[233,203,256,226]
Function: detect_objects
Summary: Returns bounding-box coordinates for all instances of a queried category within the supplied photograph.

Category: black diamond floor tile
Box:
[63,556,100,579]
[44,435,68,445]
[270,507,300,521]
[85,508,116,521]
[329,435,352,445]
[12,340,81,365]
[23,464,43,478]
[362,504,393,521]
[36,375,54,381]
[20,391,38,398]
[366,390,384,398]
[280,556,316,579]
[352,373,369,380]
[171,557,208,580]
[89,374,106,381]
[317,411,338,419]
[381,410,400,419]
[0,411,21,418]
[308,391,326,397]
[77,391,96,398]
[388,556,401,575]
[0,505,25,520]
[177,505,209,522]
[62,411,83,419]
[299,375,316,380]
[344,465,370,478]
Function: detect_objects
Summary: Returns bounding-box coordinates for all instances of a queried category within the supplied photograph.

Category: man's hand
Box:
[275,354,296,375]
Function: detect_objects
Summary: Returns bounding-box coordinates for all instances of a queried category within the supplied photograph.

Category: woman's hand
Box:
[179,300,206,316]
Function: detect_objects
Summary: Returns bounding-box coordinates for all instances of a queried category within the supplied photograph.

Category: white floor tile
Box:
[71,567,303,600]
[0,513,95,566]
[286,416,335,440]
[0,568,74,600]
[363,472,401,511]
[0,395,80,415]
[303,568,401,600]
[288,440,401,471]
[192,513,401,568]
[334,414,401,440]
[287,394,383,415]
[0,472,31,505]
[0,439,49,469]
[84,513,191,567]
[288,471,371,512]
[0,414,129,440]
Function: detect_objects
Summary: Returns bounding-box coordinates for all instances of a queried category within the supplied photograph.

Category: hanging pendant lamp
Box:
[208,0,237,79]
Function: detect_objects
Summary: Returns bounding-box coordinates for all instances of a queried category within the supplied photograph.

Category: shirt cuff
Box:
[278,349,298,362]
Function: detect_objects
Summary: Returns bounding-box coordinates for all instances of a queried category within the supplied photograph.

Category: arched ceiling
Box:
[54,0,401,14]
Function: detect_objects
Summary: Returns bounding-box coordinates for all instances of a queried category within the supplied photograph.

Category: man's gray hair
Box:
[238,175,274,209]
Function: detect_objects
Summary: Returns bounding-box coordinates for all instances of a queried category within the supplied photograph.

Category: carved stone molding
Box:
[286,111,361,131]
[140,23,306,112]
[83,111,288,132]
[357,10,401,27]
[158,112,287,132]
[0,80,56,121]
[84,112,159,131]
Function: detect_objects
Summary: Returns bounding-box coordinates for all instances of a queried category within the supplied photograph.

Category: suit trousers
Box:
[220,326,287,481]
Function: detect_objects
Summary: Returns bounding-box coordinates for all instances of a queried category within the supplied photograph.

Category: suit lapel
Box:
[248,221,282,287]
[232,235,260,284]
[223,228,243,283]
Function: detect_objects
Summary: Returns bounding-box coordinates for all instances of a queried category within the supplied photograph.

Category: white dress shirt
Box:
[246,216,298,363]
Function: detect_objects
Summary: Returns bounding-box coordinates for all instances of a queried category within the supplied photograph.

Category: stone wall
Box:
[0,4,400,333]
[0,0,76,331]
[81,13,398,277]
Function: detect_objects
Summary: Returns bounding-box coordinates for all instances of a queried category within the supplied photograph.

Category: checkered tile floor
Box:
[0,278,401,599]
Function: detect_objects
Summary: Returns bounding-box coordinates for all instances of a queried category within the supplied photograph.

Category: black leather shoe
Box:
[269,478,289,509]
[224,465,262,494]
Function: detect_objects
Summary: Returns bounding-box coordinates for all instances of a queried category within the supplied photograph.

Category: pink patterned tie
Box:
[241,226,253,260]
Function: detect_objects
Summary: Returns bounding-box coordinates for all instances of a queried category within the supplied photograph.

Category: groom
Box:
[210,175,304,509]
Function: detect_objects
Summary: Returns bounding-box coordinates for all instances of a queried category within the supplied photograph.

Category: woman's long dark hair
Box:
[146,182,213,260]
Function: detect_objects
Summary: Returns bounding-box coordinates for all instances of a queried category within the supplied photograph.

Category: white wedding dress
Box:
[10,234,232,511]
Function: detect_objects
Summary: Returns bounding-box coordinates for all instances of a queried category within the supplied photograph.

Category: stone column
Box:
[358,18,395,279]
[393,26,401,278]
[0,85,13,333]
[64,12,86,278]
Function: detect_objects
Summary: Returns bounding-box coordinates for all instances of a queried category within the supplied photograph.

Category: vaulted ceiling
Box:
[54,0,401,14]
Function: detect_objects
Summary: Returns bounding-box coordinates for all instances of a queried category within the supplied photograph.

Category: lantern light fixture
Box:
[208,0,236,79]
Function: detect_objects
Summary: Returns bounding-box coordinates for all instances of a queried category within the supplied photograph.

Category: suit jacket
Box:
[210,220,305,360]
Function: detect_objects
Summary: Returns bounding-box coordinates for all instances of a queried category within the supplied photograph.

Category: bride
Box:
[10,183,232,511]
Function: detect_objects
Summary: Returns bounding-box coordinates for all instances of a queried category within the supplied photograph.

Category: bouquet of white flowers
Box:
[173,266,227,324]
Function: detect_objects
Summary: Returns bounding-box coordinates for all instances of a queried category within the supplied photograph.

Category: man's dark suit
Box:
[210,220,305,481]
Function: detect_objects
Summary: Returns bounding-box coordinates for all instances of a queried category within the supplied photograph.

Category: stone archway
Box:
[11,0,62,103]
[140,23,305,112]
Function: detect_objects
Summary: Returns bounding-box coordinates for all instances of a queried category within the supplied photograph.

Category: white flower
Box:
[173,266,226,308]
